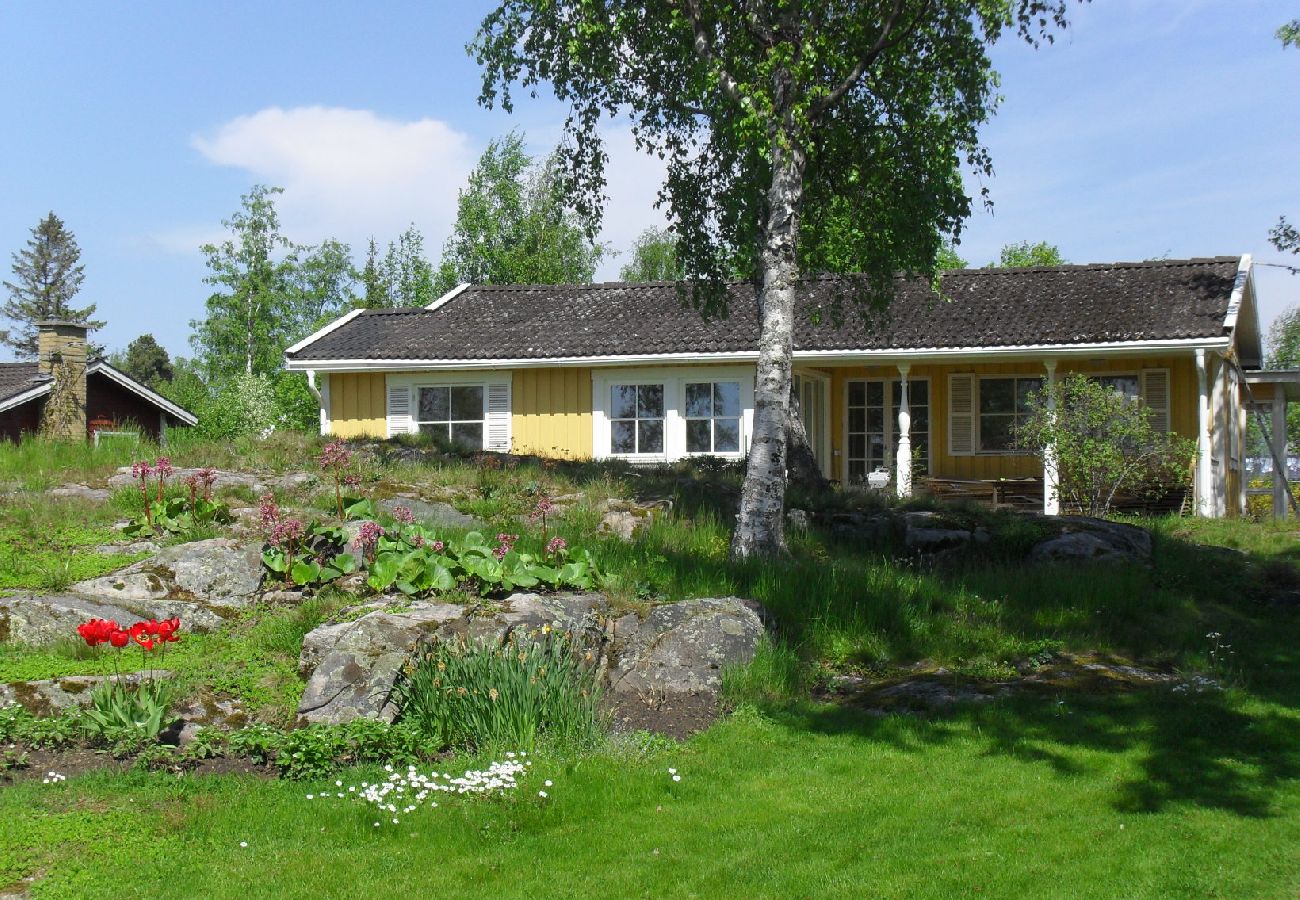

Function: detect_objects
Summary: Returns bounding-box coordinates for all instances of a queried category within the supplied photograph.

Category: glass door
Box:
[846,380,887,483]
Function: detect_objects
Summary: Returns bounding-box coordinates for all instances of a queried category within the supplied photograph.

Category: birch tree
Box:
[473,0,1072,557]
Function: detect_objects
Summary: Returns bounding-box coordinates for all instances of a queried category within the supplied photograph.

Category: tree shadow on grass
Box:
[762,686,1300,819]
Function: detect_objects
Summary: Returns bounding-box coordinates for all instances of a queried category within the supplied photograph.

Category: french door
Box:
[844,378,930,484]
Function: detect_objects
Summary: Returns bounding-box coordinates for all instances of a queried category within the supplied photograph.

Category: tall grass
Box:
[395,630,605,753]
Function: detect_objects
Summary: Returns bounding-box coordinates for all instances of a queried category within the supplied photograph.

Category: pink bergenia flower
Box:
[131,460,153,482]
[343,474,362,488]
[270,518,305,549]
[409,534,425,549]
[318,440,353,471]
[546,536,567,557]
[354,521,385,560]
[493,533,519,560]
[153,457,174,479]
[392,506,416,526]
[258,493,281,533]
[528,496,554,524]
[431,540,445,553]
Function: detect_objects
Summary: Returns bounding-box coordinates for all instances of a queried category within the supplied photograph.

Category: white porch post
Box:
[1195,349,1214,517]
[1043,360,1060,516]
[1273,388,1289,520]
[896,364,912,498]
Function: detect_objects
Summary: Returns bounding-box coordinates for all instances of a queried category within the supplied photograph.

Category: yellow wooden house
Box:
[285,255,1277,518]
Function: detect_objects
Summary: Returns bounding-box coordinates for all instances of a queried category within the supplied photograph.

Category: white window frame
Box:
[608,381,669,457]
[974,374,1045,456]
[385,371,512,451]
[842,376,932,483]
[592,366,755,463]
[683,379,745,456]
[414,383,488,449]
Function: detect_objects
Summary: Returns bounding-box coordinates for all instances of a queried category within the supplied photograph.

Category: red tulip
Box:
[133,632,155,651]
[108,629,129,648]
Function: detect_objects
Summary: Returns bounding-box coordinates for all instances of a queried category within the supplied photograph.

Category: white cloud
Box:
[593,128,670,280]
[189,105,475,252]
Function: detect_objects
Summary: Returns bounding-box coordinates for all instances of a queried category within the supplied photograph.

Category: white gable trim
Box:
[284,308,366,356]
[0,380,51,414]
[1222,254,1251,333]
[424,282,471,311]
[89,361,198,425]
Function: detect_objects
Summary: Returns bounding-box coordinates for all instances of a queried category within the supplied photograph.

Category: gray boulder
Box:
[902,511,973,554]
[0,593,139,647]
[377,497,482,530]
[107,466,316,496]
[597,498,672,541]
[47,483,112,503]
[607,597,766,696]
[1029,517,1152,565]
[59,538,265,634]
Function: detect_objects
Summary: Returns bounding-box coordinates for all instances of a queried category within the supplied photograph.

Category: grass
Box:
[0,497,147,593]
[3,698,1297,898]
[2,436,1299,896]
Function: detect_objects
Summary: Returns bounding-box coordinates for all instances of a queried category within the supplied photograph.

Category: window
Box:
[684,381,742,453]
[610,384,665,454]
[1094,375,1140,402]
[417,385,484,449]
[845,378,931,482]
[978,377,1042,451]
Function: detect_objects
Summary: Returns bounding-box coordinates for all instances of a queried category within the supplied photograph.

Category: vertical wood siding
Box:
[827,355,1200,483]
[328,372,387,438]
[511,367,594,458]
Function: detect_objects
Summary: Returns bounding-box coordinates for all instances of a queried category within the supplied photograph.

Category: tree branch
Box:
[677,0,744,104]
[809,0,913,119]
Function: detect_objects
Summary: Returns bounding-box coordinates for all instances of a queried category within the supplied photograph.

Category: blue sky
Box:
[0,1,1296,362]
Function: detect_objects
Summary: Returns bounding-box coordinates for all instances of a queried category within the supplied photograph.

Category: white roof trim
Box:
[425,282,471,311]
[285,336,1232,373]
[88,361,198,425]
[1223,253,1252,333]
[284,308,367,356]
[0,379,51,414]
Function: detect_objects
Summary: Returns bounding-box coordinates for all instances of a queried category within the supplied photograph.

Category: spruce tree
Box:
[1,212,103,358]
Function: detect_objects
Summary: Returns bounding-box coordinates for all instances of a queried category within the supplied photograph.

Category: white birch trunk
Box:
[730,136,806,559]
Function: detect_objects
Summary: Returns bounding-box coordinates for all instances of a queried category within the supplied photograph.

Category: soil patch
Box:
[606,693,719,741]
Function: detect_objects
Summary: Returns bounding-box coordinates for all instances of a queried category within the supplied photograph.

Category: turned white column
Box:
[896,364,912,498]
[1273,388,1289,520]
[1195,348,1213,517]
[1043,360,1060,516]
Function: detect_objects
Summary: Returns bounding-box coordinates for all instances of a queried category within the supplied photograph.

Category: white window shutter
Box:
[949,374,975,455]
[386,384,413,437]
[485,381,512,452]
[1140,369,1171,434]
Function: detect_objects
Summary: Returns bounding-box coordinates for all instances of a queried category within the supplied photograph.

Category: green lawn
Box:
[2,435,1299,897]
[5,694,1298,898]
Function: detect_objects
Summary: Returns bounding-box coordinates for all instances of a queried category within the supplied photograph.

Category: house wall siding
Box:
[327,372,386,438]
[827,355,1200,483]
[512,367,593,458]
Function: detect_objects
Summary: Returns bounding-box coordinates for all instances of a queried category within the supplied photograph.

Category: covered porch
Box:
[1242,369,1299,520]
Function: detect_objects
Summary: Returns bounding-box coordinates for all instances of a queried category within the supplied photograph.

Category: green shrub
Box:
[396,630,605,752]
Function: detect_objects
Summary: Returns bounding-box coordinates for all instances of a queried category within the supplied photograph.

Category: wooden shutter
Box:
[948,374,975,455]
[485,381,512,452]
[1140,369,1171,434]
[386,383,413,437]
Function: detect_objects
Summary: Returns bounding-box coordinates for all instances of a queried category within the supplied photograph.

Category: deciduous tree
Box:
[620,227,683,282]
[473,0,1071,557]
[989,240,1066,268]
[435,132,604,291]
[1,212,102,357]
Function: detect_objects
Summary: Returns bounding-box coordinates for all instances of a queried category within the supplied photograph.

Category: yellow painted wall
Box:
[327,372,387,438]
[827,355,1200,483]
[511,367,593,458]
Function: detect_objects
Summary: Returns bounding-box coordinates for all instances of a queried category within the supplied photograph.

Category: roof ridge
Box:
[955,256,1241,276]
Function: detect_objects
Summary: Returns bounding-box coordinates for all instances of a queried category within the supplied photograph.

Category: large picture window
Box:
[417,385,484,449]
[610,384,665,454]
[978,377,1042,451]
[684,381,741,453]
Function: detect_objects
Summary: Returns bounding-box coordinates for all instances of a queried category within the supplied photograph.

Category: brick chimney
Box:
[37,320,89,441]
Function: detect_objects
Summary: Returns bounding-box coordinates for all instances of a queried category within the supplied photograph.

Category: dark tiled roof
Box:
[287,257,1242,362]
[0,362,43,402]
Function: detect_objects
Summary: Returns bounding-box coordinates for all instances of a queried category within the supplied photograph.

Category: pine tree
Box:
[1,212,103,358]
[115,334,174,387]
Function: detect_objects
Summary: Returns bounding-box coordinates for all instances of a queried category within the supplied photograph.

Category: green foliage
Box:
[381,226,437,307]
[936,241,968,271]
[122,495,233,539]
[396,630,604,752]
[435,131,604,292]
[1280,18,1300,49]
[202,373,283,439]
[111,334,173,387]
[1,211,102,357]
[988,240,1066,268]
[225,719,435,779]
[82,678,175,748]
[0,704,83,749]
[619,227,682,282]
[1016,373,1196,516]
